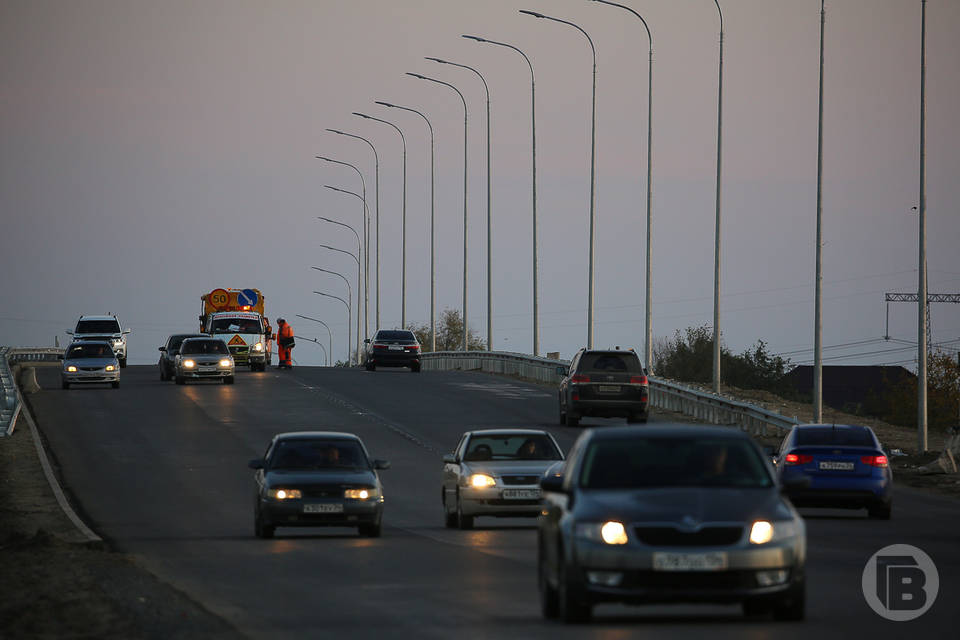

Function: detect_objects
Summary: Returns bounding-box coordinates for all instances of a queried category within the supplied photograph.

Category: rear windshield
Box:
[579,437,773,489]
[795,427,875,447]
[210,318,262,334]
[168,335,204,351]
[376,330,417,342]
[579,352,643,373]
[76,319,120,334]
[464,434,562,461]
[66,343,114,359]
[180,340,229,355]
[270,439,370,470]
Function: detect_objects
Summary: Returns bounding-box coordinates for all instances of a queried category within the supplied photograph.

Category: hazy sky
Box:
[2,0,958,368]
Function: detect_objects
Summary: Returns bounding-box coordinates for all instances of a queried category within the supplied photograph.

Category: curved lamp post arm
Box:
[315,156,365,204]
[295,313,333,367]
[312,290,352,365]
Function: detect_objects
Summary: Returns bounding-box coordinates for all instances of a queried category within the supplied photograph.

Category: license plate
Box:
[303,503,344,514]
[502,489,540,500]
[653,552,728,572]
[389,345,403,351]
[598,385,621,393]
[200,366,216,372]
[819,461,855,471]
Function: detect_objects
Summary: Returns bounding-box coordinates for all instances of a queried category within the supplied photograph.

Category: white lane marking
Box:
[447,381,551,400]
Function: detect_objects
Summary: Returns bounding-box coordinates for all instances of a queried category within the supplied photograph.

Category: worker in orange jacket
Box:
[276,317,295,369]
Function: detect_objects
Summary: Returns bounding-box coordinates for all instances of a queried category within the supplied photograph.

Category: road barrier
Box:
[421,351,798,436]
[1,347,65,436]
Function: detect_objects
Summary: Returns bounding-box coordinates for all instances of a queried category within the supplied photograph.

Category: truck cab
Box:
[200,288,271,371]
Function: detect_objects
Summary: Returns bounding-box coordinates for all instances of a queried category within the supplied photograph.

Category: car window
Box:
[578,437,773,489]
[795,427,875,447]
[67,343,113,359]
[76,319,121,334]
[463,434,562,461]
[578,352,643,373]
[375,330,417,342]
[181,340,229,355]
[269,439,370,470]
[209,318,262,334]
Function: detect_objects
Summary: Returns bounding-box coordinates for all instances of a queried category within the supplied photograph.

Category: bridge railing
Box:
[1,347,65,436]
[421,351,797,436]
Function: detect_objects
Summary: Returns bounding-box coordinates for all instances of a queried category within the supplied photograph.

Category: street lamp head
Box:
[315,155,329,161]
[406,72,427,80]
[425,56,448,64]
[324,185,344,193]
[353,112,372,119]
[519,9,546,18]
[462,34,487,43]
[327,128,345,135]
[375,101,396,108]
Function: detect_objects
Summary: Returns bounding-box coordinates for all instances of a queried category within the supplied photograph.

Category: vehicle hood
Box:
[75,333,122,340]
[63,357,118,368]
[574,487,789,524]
[462,460,561,477]
[264,469,378,487]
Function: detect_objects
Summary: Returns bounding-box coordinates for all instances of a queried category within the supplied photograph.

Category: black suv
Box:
[558,348,649,426]
[364,330,421,372]
[158,333,207,381]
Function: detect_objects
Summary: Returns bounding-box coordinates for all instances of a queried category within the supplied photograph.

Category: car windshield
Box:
[579,437,773,489]
[180,340,229,355]
[464,434,562,461]
[795,427,875,447]
[270,439,370,470]
[76,320,121,334]
[579,352,643,373]
[376,331,417,342]
[67,344,113,359]
[210,318,262,334]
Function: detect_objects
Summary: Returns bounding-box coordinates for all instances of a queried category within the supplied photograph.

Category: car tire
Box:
[772,580,805,621]
[627,412,648,424]
[443,492,457,528]
[224,376,235,385]
[558,558,591,623]
[538,543,559,619]
[566,412,580,428]
[559,402,567,426]
[61,381,69,390]
[411,363,421,373]
[359,521,382,537]
[111,381,120,389]
[175,375,185,385]
[456,493,474,530]
[254,512,275,539]
[366,363,376,372]
[868,502,892,520]
[119,357,127,369]
[160,368,167,381]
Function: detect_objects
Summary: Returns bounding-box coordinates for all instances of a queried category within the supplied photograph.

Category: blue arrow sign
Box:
[239,289,259,307]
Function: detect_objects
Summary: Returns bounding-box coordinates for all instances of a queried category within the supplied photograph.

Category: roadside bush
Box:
[408,308,485,353]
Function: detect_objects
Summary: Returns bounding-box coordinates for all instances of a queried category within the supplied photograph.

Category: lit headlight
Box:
[575,521,629,545]
[468,474,496,488]
[253,342,264,352]
[66,365,78,373]
[749,520,800,544]
[105,365,116,372]
[344,488,378,500]
[270,489,302,500]
[219,359,232,367]
[183,359,195,369]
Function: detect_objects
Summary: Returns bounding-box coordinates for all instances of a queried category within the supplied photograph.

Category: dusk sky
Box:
[2,0,958,368]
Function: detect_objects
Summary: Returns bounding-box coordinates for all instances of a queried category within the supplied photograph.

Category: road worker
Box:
[276,318,295,369]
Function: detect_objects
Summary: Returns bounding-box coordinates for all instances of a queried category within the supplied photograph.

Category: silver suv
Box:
[67,315,130,368]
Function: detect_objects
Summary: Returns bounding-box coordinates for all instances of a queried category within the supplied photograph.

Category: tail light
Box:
[571,374,590,383]
[783,453,813,465]
[374,343,388,350]
[630,375,648,384]
[409,344,421,351]
[861,455,888,467]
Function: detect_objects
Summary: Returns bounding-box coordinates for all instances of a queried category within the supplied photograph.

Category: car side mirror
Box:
[159,346,166,352]
[364,338,371,344]
[123,329,131,335]
[66,330,74,335]
[540,474,565,493]
[373,459,391,470]
[57,354,64,361]
[556,366,569,376]
[781,474,811,493]
[442,453,457,464]
[248,458,264,470]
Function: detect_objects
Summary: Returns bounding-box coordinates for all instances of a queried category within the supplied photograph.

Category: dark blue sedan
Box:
[776,424,892,519]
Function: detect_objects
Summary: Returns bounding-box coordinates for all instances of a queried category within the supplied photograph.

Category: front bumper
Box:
[460,486,544,517]
[179,366,234,379]
[260,498,383,527]
[62,370,119,384]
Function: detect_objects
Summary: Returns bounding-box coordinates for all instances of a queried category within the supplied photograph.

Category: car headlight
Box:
[344,488,379,500]
[183,359,195,369]
[749,520,800,544]
[66,365,77,373]
[269,489,302,500]
[253,342,264,352]
[468,473,496,488]
[219,359,232,367]
[105,365,116,372]
[575,521,629,545]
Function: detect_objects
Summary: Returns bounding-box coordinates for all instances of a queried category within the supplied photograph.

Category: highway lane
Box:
[28,365,959,638]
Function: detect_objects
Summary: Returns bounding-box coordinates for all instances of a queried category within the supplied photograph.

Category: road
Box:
[28,365,959,638]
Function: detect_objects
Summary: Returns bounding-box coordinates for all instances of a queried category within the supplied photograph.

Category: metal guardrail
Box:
[1,347,66,436]
[422,351,798,436]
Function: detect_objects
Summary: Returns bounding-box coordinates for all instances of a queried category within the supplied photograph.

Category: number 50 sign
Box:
[209,288,230,310]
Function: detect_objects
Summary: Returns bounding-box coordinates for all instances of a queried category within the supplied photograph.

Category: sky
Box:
[1,0,958,369]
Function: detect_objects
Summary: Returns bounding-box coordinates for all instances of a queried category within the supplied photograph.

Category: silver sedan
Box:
[442,429,564,529]
[174,337,235,385]
[61,341,120,389]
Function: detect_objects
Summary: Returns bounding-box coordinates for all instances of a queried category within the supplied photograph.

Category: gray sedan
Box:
[538,424,806,623]
[174,337,235,384]
[60,341,120,389]
[442,429,565,529]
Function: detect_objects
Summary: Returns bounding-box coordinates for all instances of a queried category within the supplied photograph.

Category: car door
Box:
[442,434,468,506]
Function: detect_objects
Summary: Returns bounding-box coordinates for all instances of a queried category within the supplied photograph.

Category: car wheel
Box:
[627,412,648,424]
[119,358,127,369]
[558,557,591,623]
[175,375,185,385]
[359,521,382,537]
[868,503,892,520]
[443,492,457,528]
[539,542,559,619]
[160,368,167,381]
[566,412,580,428]
[456,492,474,530]
[366,363,375,371]
[254,511,275,539]
[772,579,805,621]
[111,381,120,389]
[61,380,69,390]
[224,376,235,385]
[559,401,567,426]
[411,364,421,373]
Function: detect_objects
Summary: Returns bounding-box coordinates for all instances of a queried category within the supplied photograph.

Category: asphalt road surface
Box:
[29,365,959,639]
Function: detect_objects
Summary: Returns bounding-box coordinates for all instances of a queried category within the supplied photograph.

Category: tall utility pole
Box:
[813,0,826,423]
[917,0,928,452]
[711,0,724,394]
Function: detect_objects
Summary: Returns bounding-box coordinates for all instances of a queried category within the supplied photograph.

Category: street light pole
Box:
[316,208,363,360]
[312,291,351,365]
[814,1,826,422]
[295,314,333,367]
[520,10,597,349]
[918,0,928,452]
[376,101,436,351]
[462,35,540,356]
[711,0,724,394]
[318,243,361,364]
[326,128,380,332]
[353,112,408,329]
[408,72,470,351]
[589,0,655,373]
[426,57,493,351]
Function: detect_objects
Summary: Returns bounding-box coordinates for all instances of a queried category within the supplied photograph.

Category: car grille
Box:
[621,570,755,590]
[300,485,346,498]
[80,367,102,372]
[230,346,249,354]
[633,526,743,547]
[501,475,540,485]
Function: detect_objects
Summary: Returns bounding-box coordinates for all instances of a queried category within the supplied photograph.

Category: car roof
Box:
[77,315,118,321]
[585,424,753,441]
[466,428,552,437]
[273,431,362,441]
[795,423,872,431]
[580,348,639,356]
[210,312,261,319]
[67,340,113,347]
[169,333,206,339]
[181,336,221,342]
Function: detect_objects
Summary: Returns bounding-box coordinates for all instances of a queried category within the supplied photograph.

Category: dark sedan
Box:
[158,333,207,381]
[776,423,892,519]
[364,329,421,372]
[249,432,390,538]
[538,425,806,623]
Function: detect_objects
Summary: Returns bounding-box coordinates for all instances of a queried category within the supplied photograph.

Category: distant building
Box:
[784,365,916,412]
